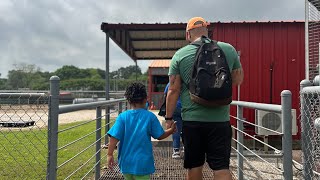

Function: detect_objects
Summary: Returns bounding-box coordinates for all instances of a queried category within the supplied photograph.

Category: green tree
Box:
[35,71,53,82]
[54,65,84,80]
[97,69,106,79]
[60,78,105,90]
[4,64,146,90]
[7,70,26,89]
[114,65,142,79]
[85,68,103,79]
[7,63,37,89]
[0,73,7,90]
[6,63,50,90]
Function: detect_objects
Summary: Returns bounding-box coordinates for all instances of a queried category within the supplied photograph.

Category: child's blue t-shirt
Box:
[107,109,164,175]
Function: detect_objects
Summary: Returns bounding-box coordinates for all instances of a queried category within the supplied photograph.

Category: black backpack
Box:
[158,93,166,117]
[188,36,232,107]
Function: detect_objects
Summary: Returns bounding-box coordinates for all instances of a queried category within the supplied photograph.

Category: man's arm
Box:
[232,67,244,85]
[165,75,181,128]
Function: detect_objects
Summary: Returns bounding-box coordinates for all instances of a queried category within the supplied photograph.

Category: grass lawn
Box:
[0,119,115,180]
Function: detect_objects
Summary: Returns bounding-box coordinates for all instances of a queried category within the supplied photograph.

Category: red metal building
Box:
[212,22,305,139]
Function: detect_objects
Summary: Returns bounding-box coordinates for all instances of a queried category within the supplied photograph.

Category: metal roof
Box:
[100,23,213,61]
[100,21,303,61]
[149,60,171,68]
[309,0,320,10]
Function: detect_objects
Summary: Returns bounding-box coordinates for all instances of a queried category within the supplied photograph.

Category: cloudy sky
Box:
[0,0,304,78]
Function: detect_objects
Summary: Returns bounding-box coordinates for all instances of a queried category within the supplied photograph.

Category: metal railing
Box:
[1,76,296,180]
[230,90,293,180]
[47,76,295,180]
[47,76,127,180]
[299,79,320,180]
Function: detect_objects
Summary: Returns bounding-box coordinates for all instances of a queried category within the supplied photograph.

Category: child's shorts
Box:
[123,174,150,180]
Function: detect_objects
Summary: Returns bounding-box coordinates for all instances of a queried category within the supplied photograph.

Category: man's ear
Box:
[186,31,190,41]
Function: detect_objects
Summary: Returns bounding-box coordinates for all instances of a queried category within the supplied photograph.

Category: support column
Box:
[105,34,110,145]
[135,60,138,81]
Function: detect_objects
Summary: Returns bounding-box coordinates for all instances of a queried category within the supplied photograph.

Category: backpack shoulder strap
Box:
[191,40,203,47]
[211,39,217,45]
[211,40,220,48]
[187,36,208,91]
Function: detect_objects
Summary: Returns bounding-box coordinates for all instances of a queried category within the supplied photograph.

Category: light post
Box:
[113,75,118,92]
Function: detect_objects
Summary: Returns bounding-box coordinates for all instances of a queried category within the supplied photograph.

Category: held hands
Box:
[168,121,177,134]
[166,120,174,130]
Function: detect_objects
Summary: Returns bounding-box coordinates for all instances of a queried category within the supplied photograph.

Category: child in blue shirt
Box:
[107,82,176,180]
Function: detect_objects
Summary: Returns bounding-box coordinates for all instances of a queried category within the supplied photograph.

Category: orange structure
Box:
[148,60,170,109]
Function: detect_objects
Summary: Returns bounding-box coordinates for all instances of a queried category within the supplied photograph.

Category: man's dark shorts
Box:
[182,121,232,170]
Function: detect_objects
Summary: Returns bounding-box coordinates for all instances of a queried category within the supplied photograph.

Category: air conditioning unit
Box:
[255,109,297,136]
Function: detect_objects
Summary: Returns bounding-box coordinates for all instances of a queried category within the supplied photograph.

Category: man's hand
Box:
[169,121,177,134]
[166,120,174,129]
[107,155,115,170]
[157,121,177,140]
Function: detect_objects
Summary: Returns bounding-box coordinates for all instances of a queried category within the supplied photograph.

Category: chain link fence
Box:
[0,78,297,180]
[306,0,320,80]
[300,80,320,179]
[47,76,130,180]
[0,93,49,179]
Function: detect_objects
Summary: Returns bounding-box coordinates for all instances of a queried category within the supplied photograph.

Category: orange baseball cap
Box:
[186,17,210,31]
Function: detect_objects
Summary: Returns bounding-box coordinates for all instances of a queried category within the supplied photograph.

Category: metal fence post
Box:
[300,79,313,180]
[105,106,110,145]
[281,90,293,180]
[104,33,110,145]
[125,101,128,110]
[237,105,244,180]
[47,76,60,180]
[305,0,309,80]
[95,106,102,180]
[118,101,123,115]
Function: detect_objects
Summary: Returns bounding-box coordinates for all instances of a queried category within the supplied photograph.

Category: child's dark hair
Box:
[125,82,147,104]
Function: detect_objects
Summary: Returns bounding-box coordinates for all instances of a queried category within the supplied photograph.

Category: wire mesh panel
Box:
[0,93,49,179]
[55,106,120,180]
[230,116,287,180]
[307,0,320,80]
[300,86,320,179]
[101,141,237,180]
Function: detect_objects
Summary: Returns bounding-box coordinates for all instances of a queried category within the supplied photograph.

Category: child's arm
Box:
[157,121,176,140]
[107,136,119,169]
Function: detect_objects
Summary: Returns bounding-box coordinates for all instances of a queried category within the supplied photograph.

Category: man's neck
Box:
[191,35,208,43]
[191,36,202,43]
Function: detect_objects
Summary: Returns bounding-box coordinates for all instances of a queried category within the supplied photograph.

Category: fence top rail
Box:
[0,93,46,98]
[231,100,282,113]
[59,98,126,114]
[301,86,320,94]
[0,90,123,94]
